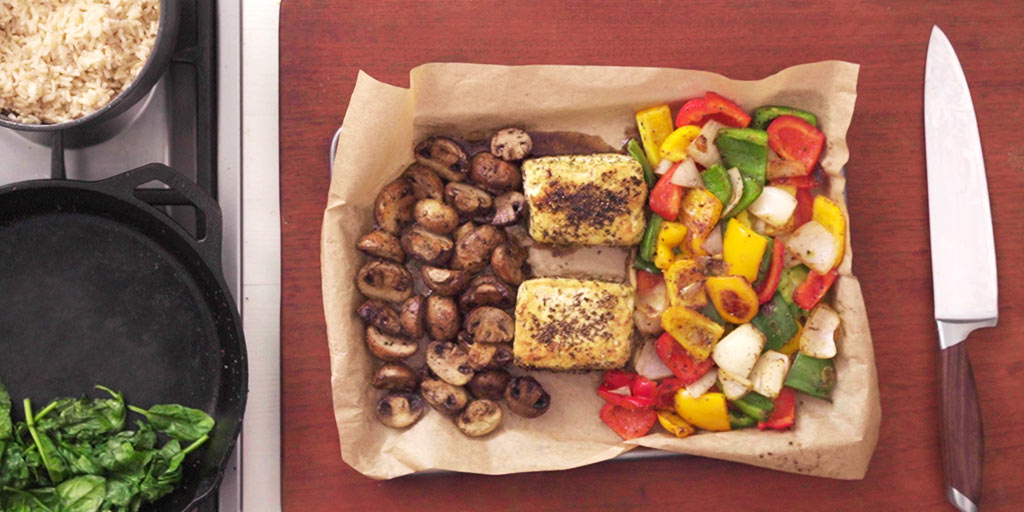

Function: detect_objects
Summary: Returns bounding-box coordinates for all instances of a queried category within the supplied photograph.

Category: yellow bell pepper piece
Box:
[657,410,696,438]
[722,218,769,282]
[664,258,708,309]
[661,306,724,361]
[636,105,674,167]
[659,125,702,163]
[679,188,723,256]
[674,391,730,431]
[653,221,688,270]
[779,322,803,356]
[734,209,753,228]
[705,275,759,323]
[813,195,846,269]
[775,184,797,197]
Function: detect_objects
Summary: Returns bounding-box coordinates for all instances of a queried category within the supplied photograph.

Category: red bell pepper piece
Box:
[654,377,685,409]
[755,238,785,304]
[636,270,662,295]
[767,115,825,174]
[597,370,657,411]
[649,163,684,220]
[769,172,822,189]
[675,98,712,127]
[675,92,751,128]
[758,388,796,430]
[655,333,714,385]
[792,268,839,310]
[793,188,814,228]
[600,403,658,440]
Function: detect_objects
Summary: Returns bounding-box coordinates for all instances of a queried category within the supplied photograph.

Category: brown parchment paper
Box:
[321,62,881,480]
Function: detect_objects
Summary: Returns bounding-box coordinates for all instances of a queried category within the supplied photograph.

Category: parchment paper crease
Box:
[322,62,880,480]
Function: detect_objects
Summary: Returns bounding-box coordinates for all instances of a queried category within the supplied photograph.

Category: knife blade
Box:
[925,25,998,512]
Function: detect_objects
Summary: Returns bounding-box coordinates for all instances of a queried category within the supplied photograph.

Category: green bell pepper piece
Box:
[627,138,656,188]
[752,106,818,130]
[728,410,757,429]
[751,236,775,290]
[715,128,767,218]
[700,302,728,327]
[700,164,732,205]
[729,390,775,422]
[638,214,663,263]
[785,353,837,401]
[751,292,800,351]
[778,265,811,322]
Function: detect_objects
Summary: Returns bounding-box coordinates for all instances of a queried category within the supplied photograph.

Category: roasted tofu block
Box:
[514,277,634,371]
[522,154,647,246]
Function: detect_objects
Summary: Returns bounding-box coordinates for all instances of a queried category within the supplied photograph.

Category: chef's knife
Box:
[925,25,998,512]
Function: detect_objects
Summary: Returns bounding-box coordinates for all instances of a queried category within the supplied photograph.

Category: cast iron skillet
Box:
[0,154,247,510]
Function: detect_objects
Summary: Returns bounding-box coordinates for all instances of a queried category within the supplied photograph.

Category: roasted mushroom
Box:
[357,299,402,335]
[372,362,420,391]
[464,306,514,344]
[489,344,514,369]
[504,376,550,418]
[490,192,526,226]
[453,221,476,243]
[451,224,506,272]
[490,243,528,285]
[425,340,474,386]
[374,179,416,234]
[356,260,414,304]
[402,163,445,201]
[400,225,454,266]
[399,296,426,338]
[355,229,405,263]
[490,128,533,161]
[425,295,460,341]
[460,336,498,370]
[470,152,522,194]
[445,182,493,217]
[459,275,515,310]
[415,136,468,182]
[376,392,426,429]
[456,399,503,437]
[365,326,418,361]
[420,376,469,416]
[420,266,471,296]
[413,198,460,235]
[467,370,511,401]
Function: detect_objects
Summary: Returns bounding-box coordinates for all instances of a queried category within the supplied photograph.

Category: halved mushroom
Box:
[372,362,420,391]
[504,376,551,418]
[490,128,533,161]
[456,399,503,437]
[420,376,469,416]
[357,300,402,335]
[400,225,454,266]
[356,260,413,304]
[464,306,514,344]
[402,163,444,201]
[445,182,493,217]
[374,179,416,234]
[459,336,498,370]
[426,340,474,386]
[415,136,468,182]
[459,275,515,311]
[420,266,470,296]
[355,229,405,263]
[413,198,460,235]
[453,221,476,243]
[425,295,460,341]
[491,243,528,285]
[467,370,511,401]
[399,296,426,338]
[470,152,522,194]
[491,192,526,226]
[451,224,506,272]
[365,326,418,361]
[376,392,426,429]
[489,344,514,369]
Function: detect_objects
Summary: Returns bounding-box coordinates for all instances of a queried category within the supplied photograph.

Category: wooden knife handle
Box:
[939,342,983,511]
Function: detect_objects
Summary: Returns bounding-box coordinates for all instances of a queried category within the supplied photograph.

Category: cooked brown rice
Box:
[0,0,160,124]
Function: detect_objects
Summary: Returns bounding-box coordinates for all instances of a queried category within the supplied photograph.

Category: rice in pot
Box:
[0,0,161,124]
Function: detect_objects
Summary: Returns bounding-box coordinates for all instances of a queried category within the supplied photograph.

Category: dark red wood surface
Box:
[280,2,1024,510]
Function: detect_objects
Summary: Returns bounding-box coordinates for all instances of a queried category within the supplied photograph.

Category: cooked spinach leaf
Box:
[127,404,214,442]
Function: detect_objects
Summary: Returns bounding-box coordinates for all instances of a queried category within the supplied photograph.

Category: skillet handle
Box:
[96,163,224,272]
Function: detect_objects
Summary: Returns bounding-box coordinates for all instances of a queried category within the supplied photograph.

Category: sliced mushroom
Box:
[453,221,476,243]
[425,295,460,341]
[376,392,426,429]
[425,340,474,386]
[504,376,550,418]
[460,336,498,370]
[470,152,522,194]
[372,362,420,391]
[420,266,470,296]
[445,182,493,217]
[399,296,426,338]
[355,229,405,263]
[467,370,511,401]
[490,128,533,161]
[459,275,515,311]
[491,243,528,285]
[491,192,526,226]
[402,163,444,201]
[357,299,402,335]
[400,225,454,266]
[464,306,514,344]
[456,399,503,437]
[413,198,460,235]
[420,376,469,416]
[374,179,416,234]
[356,260,414,304]
[451,224,506,272]
[415,136,468,182]
[365,326,418,361]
